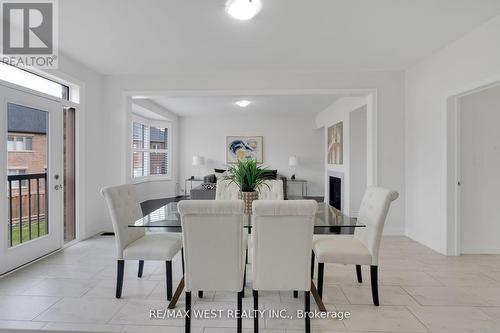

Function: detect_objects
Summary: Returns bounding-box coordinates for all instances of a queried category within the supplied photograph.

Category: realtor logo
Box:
[1,0,58,68]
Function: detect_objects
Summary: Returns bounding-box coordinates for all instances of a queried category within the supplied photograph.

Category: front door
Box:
[0,84,63,274]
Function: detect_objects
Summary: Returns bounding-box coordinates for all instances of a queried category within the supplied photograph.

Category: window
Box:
[8,169,26,176]
[132,119,170,179]
[0,63,69,100]
[7,135,33,151]
[8,169,28,187]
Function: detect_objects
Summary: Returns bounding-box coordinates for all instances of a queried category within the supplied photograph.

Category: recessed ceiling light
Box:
[235,100,251,108]
[226,0,262,21]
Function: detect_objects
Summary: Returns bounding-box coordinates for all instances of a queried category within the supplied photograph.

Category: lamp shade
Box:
[288,155,298,167]
[192,155,204,166]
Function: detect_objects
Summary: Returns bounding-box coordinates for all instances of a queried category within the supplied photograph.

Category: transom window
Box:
[131,119,170,179]
[0,62,69,100]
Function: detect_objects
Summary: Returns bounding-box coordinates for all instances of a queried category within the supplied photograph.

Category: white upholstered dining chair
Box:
[312,186,398,306]
[178,200,246,333]
[101,184,182,300]
[252,200,318,333]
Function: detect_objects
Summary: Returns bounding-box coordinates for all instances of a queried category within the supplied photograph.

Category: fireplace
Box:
[329,176,342,210]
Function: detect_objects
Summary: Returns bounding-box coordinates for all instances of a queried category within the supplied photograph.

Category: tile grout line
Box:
[30,296,64,322]
[404,304,433,333]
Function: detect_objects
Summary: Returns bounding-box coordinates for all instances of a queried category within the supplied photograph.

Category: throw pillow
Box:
[201,183,216,190]
[262,169,278,179]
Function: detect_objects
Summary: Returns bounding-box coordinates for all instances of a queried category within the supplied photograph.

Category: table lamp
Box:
[191,155,204,179]
[289,155,298,180]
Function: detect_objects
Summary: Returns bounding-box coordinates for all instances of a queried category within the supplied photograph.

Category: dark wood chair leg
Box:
[305,291,311,333]
[370,265,379,306]
[241,249,248,297]
[242,264,247,298]
[311,251,315,279]
[198,291,203,298]
[253,290,259,333]
[138,260,144,278]
[317,263,324,298]
[181,248,185,276]
[116,260,124,298]
[185,291,191,333]
[293,290,298,298]
[356,265,362,283]
[166,261,173,301]
[237,290,243,333]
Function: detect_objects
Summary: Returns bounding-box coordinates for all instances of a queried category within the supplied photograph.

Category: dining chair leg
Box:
[198,291,203,298]
[370,265,379,306]
[185,291,191,333]
[293,290,298,298]
[116,260,124,298]
[138,260,144,278]
[311,251,315,279]
[237,290,243,333]
[305,291,311,333]
[242,249,248,298]
[356,265,362,283]
[242,264,247,298]
[253,290,259,333]
[166,261,173,301]
[181,248,185,276]
[317,262,324,298]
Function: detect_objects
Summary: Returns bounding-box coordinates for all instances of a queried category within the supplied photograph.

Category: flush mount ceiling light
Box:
[226,0,262,21]
[235,100,251,108]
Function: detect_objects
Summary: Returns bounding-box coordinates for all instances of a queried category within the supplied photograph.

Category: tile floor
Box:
[0,235,500,332]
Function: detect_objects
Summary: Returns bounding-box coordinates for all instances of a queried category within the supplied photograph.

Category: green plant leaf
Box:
[222,159,271,192]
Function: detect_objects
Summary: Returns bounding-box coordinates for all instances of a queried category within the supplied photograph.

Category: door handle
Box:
[54,184,63,190]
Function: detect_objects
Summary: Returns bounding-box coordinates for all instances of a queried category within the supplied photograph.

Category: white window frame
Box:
[130,115,172,181]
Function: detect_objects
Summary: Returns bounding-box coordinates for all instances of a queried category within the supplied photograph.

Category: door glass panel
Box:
[6,103,48,247]
[63,108,76,243]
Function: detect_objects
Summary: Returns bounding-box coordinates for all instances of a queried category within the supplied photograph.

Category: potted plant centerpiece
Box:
[224,159,271,214]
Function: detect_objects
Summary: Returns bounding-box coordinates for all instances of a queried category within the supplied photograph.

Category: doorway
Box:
[0,84,64,274]
[458,85,500,254]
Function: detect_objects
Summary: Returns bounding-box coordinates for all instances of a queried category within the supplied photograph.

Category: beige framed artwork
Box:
[327,122,343,164]
[226,136,263,163]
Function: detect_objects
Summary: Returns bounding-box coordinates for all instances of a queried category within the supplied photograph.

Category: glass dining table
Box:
[131,200,365,232]
[129,198,365,312]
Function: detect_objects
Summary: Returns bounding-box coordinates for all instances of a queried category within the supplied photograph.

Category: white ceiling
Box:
[131,103,168,120]
[147,94,341,117]
[59,0,500,75]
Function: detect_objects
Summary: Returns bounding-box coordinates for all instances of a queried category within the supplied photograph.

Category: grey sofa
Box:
[189,174,217,199]
[189,172,288,200]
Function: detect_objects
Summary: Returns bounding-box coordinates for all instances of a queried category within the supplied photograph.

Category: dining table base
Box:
[166,277,327,312]
[167,277,185,309]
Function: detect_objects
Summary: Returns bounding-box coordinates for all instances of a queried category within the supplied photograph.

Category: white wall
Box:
[405,14,500,254]
[101,70,405,235]
[179,114,324,196]
[459,85,500,254]
[350,106,367,217]
[316,96,367,217]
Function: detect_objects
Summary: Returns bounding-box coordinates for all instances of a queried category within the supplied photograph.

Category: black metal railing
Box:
[7,172,47,247]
